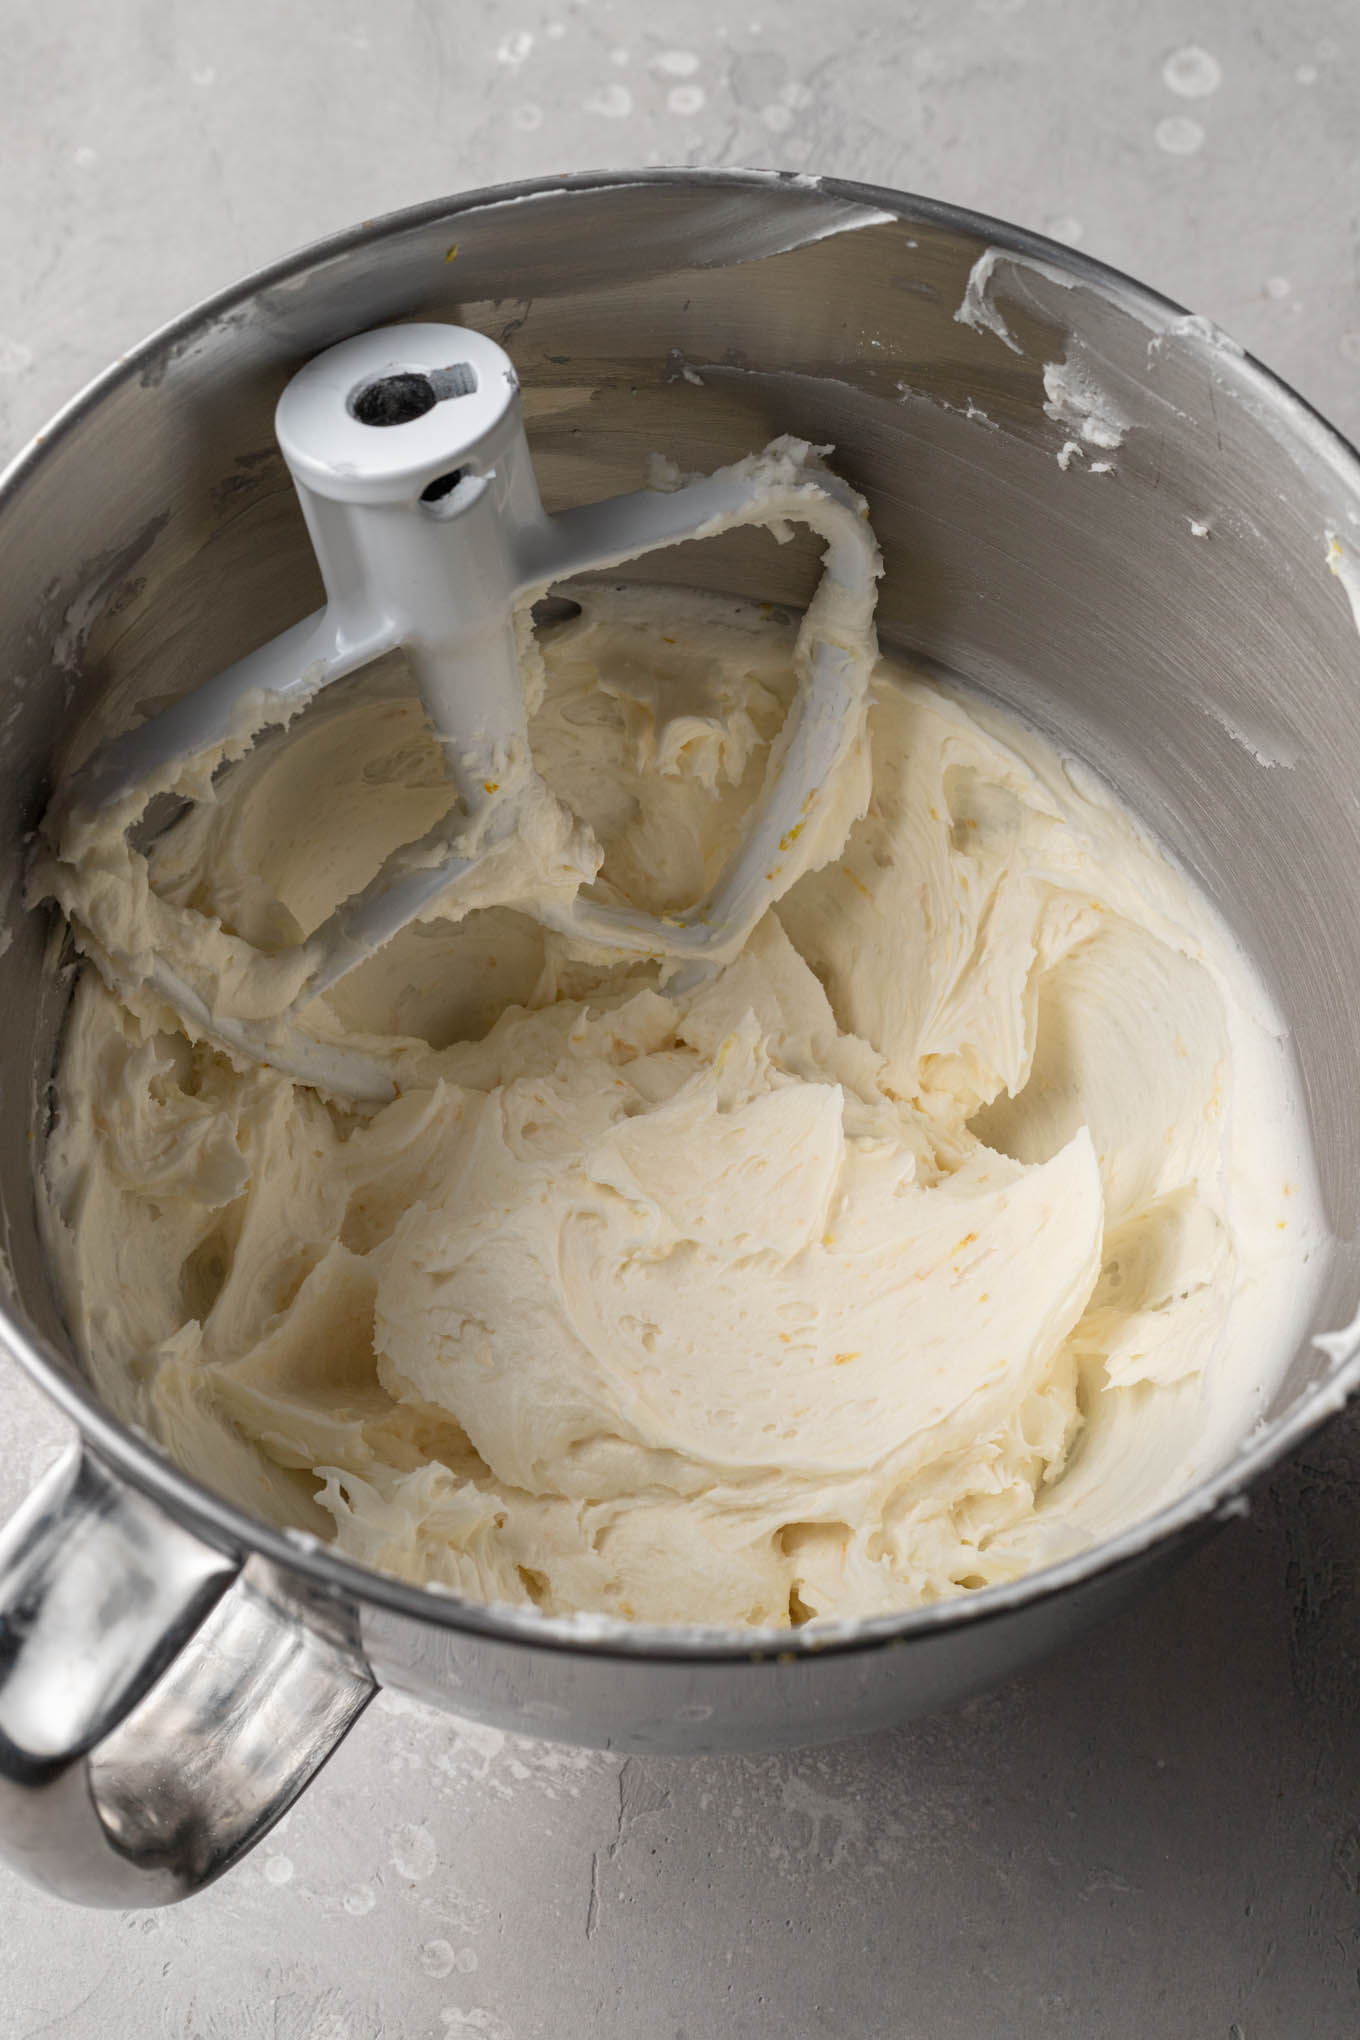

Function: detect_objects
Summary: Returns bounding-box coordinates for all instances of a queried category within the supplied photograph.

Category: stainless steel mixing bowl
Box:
[2,170,1359,1909]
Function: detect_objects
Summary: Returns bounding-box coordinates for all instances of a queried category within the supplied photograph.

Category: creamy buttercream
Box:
[37,581,1323,1626]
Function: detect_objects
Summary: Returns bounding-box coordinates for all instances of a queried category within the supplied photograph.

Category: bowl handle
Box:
[0,1442,376,1907]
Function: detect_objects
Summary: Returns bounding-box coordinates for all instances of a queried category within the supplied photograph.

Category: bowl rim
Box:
[7,163,1360,1666]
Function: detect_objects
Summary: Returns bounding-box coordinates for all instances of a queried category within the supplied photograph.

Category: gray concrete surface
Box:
[2,1,1359,2033]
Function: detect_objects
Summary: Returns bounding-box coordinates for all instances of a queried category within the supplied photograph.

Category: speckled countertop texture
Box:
[2,3,1359,2035]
